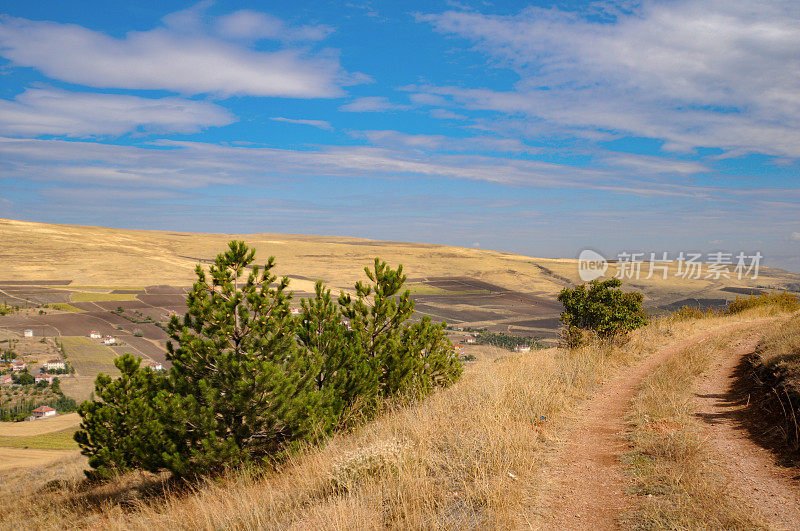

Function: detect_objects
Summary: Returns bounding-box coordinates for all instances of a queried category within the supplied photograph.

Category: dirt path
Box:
[541,321,771,529]
[695,333,800,530]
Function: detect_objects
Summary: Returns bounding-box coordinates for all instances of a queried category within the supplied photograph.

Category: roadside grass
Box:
[725,291,799,315]
[70,292,139,302]
[49,303,86,313]
[740,316,800,453]
[60,336,119,378]
[0,427,79,450]
[0,310,783,529]
[622,330,765,529]
[0,316,701,529]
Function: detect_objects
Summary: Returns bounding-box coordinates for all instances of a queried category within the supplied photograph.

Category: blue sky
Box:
[1,0,799,271]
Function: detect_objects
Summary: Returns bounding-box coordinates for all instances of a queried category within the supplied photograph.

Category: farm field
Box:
[1,218,798,350]
[0,448,79,473]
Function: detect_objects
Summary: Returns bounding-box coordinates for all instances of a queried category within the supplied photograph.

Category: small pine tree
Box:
[339,258,460,398]
[339,259,415,396]
[74,354,167,479]
[298,281,378,430]
[160,241,321,476]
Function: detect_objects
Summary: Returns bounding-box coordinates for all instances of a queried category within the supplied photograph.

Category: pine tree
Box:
[338,259,461,398]
[74,353,167,479]
[160,241,321,476]
[297,281,378,430]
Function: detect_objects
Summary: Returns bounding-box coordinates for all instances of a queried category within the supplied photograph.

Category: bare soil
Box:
[695,334,800,530]
[541,321,793,529]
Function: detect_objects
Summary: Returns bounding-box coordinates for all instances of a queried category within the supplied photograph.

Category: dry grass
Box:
[0,427,79,450]
[741,315,800,453]
[0,448,81,474]
[0,413,80,436]
[0,315,720,530]
[623,325,766,529]
[1,218,794,303]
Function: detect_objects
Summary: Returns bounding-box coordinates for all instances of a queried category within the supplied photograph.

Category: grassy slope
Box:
[741,315,800,454]
[0,427,78,450]
[1,218,796,310]
[0,312,767,529]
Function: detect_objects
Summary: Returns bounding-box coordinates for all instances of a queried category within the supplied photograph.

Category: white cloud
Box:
[0,87,234,137]
[419,1,800,157]
[429,108,467,120]
[356,130,530,153]
[216,10,333,41]
[0,11,356,98]
[0,136,744,198]
[339,96,409,112]
[269,116,333,130]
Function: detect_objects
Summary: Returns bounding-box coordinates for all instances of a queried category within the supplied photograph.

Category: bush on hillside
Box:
[725,291,800,315]
[557,278,647,345]
[670,305,717,321]
[75,241,462,479]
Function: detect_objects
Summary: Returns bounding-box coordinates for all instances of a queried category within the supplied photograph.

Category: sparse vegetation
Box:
[624,331,763,528]
[740,317,800,453]
[475,331,544,351]
[0,304,18,316]
[725,291,800,315]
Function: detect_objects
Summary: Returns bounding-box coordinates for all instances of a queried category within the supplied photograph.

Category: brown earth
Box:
[541,320,795,529]
[695,333,800,530]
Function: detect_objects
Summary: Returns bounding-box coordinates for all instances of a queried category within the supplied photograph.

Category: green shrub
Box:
[557,278,647,340]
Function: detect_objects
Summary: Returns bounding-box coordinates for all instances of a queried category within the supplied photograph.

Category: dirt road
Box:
[695,335,800,530]
[542,319,800,529]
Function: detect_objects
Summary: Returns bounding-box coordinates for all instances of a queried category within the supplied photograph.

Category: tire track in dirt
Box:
[541,321,771,529]
[695,332,800,530]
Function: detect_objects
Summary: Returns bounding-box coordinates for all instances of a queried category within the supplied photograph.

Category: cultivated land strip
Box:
[541,320,776,529]
[695,331,800,529]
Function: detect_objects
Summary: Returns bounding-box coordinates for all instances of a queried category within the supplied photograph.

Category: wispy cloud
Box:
[269,116,333,131]
[0,7,359,98]
[0,87,234,137]
[0,135,753,199]
[339,96,409,112]
[418,1,800,158]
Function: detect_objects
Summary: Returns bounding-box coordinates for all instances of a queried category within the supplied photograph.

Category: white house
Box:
[23,329,33,338]
[35,374,55,385]
[43,359,66,371]
[89,331,102,339]
[148,362,164,372]
[31,406,56,419]
[102,336,116,345]
[513,345,531,353]
[10,359,26,372]
[463,337,477,344]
